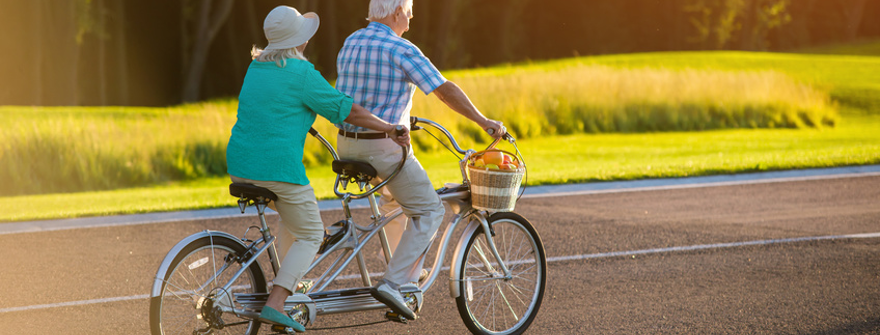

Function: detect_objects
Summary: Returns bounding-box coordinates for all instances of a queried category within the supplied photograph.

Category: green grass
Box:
[3,51,861,197]
[3,48,880,222]
[794,39,880,57]
[3,112,878,222]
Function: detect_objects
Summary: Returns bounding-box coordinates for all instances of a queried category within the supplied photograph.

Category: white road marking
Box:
[0,294,150,313]
[2,232,878,314]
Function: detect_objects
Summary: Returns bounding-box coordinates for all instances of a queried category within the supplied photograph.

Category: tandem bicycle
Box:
[150,116,547,335]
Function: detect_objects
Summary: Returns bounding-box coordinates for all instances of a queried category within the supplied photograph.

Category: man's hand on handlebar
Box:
[482,119,506,139]
[385,124,411,147]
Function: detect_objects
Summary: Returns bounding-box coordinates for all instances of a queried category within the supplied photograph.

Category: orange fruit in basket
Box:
[483,151,504,166]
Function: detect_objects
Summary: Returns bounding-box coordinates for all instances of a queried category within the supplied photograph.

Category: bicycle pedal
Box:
[384,311,409,324]
[270,325,297,334]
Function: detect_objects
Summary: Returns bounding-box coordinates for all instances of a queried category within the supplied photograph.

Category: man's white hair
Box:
[369,0,413,21]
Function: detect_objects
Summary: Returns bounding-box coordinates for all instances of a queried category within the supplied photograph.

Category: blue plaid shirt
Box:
[335,22,447,133]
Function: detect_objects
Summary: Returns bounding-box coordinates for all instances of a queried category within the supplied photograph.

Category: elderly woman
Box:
[226,6,408,331]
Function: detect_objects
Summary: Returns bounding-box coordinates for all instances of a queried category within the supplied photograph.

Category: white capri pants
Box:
[229,175,324,293]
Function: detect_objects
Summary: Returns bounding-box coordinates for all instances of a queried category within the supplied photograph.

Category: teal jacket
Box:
[227,59,352,185]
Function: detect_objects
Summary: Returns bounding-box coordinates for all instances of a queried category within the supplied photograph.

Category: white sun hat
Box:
[263,6,320,51]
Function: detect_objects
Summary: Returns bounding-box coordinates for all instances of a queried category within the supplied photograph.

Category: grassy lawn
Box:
[3,112,878,222]
[3,48,880,222]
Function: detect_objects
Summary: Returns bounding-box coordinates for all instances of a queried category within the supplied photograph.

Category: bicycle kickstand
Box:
[384,311,409,324]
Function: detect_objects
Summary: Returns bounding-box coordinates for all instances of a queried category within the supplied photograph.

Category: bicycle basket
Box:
[467,149,525,212]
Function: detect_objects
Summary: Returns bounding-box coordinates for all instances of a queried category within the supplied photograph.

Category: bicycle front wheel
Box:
[150,235,267,335]
[455,212,547,335]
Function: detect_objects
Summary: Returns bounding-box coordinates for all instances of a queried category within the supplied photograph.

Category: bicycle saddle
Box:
[229,183,278,202]
[332,159,378,182]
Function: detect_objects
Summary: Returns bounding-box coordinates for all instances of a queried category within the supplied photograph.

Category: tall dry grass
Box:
[409,65,837,149]
[1,65,838,196]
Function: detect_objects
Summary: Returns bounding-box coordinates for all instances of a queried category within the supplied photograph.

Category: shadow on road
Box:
[806,317,880,335]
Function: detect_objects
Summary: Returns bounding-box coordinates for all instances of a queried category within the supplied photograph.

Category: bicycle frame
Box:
[293,117,513,314]
[151,116,520,323]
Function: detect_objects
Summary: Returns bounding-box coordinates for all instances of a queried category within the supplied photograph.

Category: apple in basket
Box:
[499,163,517,171]
[482,151,505,166]
[471,151,520,171]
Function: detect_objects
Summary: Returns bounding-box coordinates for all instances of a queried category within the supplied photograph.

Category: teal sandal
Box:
[259,306,305,332]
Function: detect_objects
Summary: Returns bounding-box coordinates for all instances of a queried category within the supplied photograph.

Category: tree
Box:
[685,0,791,50]
[30,0,45,105]
[181,0,235,102]
[112,0,129,105]
[840,0,868,41]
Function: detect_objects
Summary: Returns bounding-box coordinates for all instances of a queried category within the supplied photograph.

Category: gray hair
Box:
[251,45,307,68]
[369,0,413,21]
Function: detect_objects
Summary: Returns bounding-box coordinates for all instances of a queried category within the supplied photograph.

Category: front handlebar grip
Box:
[394,125,405,136]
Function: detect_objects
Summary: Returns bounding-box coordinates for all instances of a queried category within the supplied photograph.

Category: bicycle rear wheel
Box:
[455,212,547,335]
[150,235,267,335]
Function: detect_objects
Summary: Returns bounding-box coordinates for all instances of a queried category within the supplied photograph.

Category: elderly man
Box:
[335,0,505,320]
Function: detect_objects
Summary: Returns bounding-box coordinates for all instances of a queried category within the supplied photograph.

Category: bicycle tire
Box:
[150,235,267,335]
[455,212,547,335]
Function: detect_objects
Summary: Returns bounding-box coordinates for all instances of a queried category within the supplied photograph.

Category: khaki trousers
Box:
[230,175,324,293]
[337,135,445,285]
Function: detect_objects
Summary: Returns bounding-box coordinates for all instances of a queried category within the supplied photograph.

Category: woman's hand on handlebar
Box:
[481,119,506,139]
[384,124,410,147]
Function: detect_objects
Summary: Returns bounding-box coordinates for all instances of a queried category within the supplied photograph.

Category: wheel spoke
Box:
[494,281,520,321]
[154,238,264,335]
[457,215,545,334]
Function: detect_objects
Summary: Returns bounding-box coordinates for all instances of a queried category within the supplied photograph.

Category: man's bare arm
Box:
[433,81,505,138]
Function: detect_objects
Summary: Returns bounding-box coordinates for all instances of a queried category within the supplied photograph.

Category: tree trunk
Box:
[318,0,341,77]
[114,0,129,105]
[840,0,868,41]
[739,0,757,50]
[31,0,44,105]
[182,0,235,102]
[431,0,460,69]
[500,0,529,62]
[224,11,244,86]
[97,0,107,105]
[56,0,80,105]
[243,0,260,44]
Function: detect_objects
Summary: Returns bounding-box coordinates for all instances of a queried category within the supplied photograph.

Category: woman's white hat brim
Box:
[264,8,320,51]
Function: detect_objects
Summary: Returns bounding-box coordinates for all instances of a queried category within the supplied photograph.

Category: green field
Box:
[2,48,879,222]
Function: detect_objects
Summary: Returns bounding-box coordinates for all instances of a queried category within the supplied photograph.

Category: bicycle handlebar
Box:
[409,116,516,153]
[311,119,513,201]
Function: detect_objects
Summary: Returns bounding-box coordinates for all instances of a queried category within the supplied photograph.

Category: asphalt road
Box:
[1,175,878,334]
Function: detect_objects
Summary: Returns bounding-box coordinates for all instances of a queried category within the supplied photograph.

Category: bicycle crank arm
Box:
[235,292,317,327]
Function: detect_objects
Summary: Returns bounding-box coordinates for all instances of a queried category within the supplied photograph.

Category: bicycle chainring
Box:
[287,303,311,327]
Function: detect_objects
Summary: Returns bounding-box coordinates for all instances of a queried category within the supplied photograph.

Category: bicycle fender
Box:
[448,219,484,299]
[150,230,247,298]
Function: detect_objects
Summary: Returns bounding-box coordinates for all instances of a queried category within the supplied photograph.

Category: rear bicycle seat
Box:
[229,183,278,201]
[229,183,277,214]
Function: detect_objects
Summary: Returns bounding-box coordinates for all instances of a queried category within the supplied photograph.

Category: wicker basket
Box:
[467,150,525,212]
